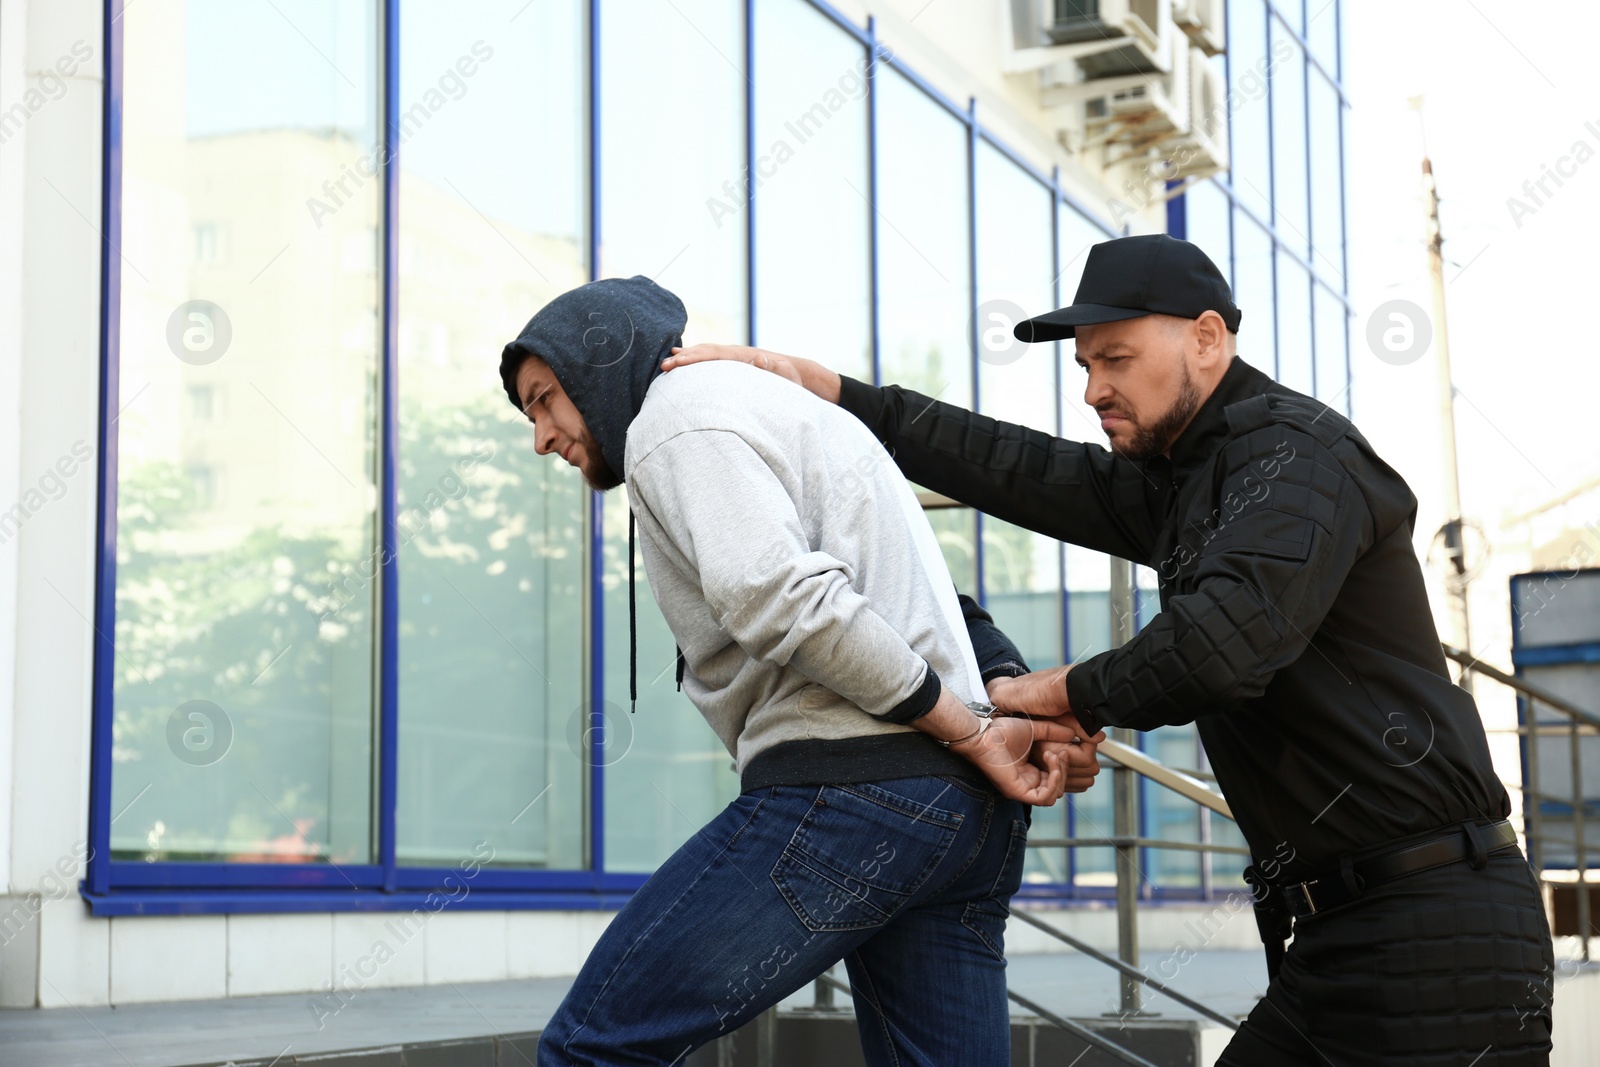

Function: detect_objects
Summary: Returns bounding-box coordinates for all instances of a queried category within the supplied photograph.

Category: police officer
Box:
[663,234,1556,1066]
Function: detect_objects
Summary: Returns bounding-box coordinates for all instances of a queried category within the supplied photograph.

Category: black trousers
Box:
[1218,849,1555,1066]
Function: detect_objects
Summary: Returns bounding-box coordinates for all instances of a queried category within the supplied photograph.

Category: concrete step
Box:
[684,1012,1226,1067]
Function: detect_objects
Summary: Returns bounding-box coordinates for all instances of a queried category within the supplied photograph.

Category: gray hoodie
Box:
[625,360,987,788]
[501,277,989,789]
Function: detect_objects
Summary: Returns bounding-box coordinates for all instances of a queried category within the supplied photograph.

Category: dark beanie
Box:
[499,276,687,482]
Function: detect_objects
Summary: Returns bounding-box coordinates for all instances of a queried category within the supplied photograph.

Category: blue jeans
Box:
[537,775,1031,1066]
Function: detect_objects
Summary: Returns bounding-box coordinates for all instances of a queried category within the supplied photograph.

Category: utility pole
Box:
[1412,97,1473,691]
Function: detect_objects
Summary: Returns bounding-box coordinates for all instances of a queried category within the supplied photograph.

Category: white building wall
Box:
[3,0,109,1010]
[1,0,32,911]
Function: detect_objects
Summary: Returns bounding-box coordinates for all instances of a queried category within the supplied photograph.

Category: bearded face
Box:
[1074,315,1214,461]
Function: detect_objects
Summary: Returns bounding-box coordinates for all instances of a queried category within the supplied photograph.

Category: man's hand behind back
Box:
[1033,737,1102,794]
[986,669,1106,796]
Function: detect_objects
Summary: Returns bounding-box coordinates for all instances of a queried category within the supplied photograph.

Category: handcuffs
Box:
[935,701,1005,748]
[935,700,1085,748]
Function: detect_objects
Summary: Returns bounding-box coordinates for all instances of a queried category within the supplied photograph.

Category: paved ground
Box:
[0,950,1266,1067]
[1009,948,1267,1022]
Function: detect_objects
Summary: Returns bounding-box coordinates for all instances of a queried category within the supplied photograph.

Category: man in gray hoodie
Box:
[499,276,1102,1066]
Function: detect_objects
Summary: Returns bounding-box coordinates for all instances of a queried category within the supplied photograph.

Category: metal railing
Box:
[1003,734,1246,1066]
[1444,644,1598,961]
[1019,736,1243,1018]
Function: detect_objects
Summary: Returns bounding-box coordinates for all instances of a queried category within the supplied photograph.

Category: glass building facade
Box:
[89,0,1347,913]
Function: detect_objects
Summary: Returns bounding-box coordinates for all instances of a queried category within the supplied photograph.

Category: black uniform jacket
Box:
[838,356,1509,879]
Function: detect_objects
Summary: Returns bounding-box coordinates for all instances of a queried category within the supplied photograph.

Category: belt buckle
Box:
[1294,879,1319,916]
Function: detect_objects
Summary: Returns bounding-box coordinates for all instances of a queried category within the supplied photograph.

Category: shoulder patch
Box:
[1224,391,1351,449]
[1263,393,1351,450]
[1223,394,1275,437]
[1192,425,1349,565]
[1219,424,1344,527]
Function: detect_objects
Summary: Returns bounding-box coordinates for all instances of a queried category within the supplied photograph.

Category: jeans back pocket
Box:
[962,815,1030,961]
[771,781,963,933]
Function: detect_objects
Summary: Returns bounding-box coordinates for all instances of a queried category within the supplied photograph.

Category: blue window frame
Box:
[86,0,1343,915]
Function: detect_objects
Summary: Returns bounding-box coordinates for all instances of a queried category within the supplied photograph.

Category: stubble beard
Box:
[580,434,623,492]
[583,456,623,492]
[1112,364,1203,462]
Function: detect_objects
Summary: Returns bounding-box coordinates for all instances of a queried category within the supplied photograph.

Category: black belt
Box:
[1278,819,1518,920]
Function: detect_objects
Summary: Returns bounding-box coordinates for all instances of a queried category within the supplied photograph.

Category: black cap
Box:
[1014,234,1242,343]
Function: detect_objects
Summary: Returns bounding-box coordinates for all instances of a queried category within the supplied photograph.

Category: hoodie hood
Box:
[499,276,687,482]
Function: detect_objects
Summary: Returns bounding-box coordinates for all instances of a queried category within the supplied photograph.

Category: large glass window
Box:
[1277,0,1306,35]
[983,525,1064,669]
[876,70,972,407]
[98,0,1345,909]
[1314,282,1350,412]
[1056,202,1107,444]
[1306,0,1339,78]
[1269,23,1309,255]
[599,2,745,341]
[1063,537,1120,894]
[1055,201,1115,683]
[1206,740,1250,886]
[1232,215,1277,376]
[1308,70,1345,285]
[1227,0,1271,220]
[598,0,746,873]
[1183,179,1233,285]
[877,68,979,613]
[975,145,1054,435]
[1199,6,1348,406]
[1064,548,1114,661]
[753,0,872,381]
[975,144,1061,671]
[111,0,381,864]
[1067,730,1115,891]
[1275,253,1313,393]
[1146,724,1202,887]
[394,0,588,870]
[928,508,979,595]
[1057,200,1116,903]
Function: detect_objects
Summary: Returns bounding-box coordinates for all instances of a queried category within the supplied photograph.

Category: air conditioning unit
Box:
[1046,0,1170,77]
[1043,45,1227,182]
[1106,79,1183,128]
[1164,46,1229,179]
[1072,74,1186,149]
[1172,0,1226,57]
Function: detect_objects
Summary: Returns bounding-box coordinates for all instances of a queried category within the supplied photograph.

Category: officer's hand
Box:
[986,666,1075,718]
[662,344,804,387]
[663,344,843,404]
[953,716,1080,806]
[989,669,1105,798]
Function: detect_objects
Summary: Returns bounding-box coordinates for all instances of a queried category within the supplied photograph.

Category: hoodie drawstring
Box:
[628,507,687,709]
[628,508,638,715]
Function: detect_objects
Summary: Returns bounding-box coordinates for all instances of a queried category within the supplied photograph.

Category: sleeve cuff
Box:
[837,375,885,433]
[1066,663,1109,735]
[880,660,941,725]
[980,660,1030,684]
